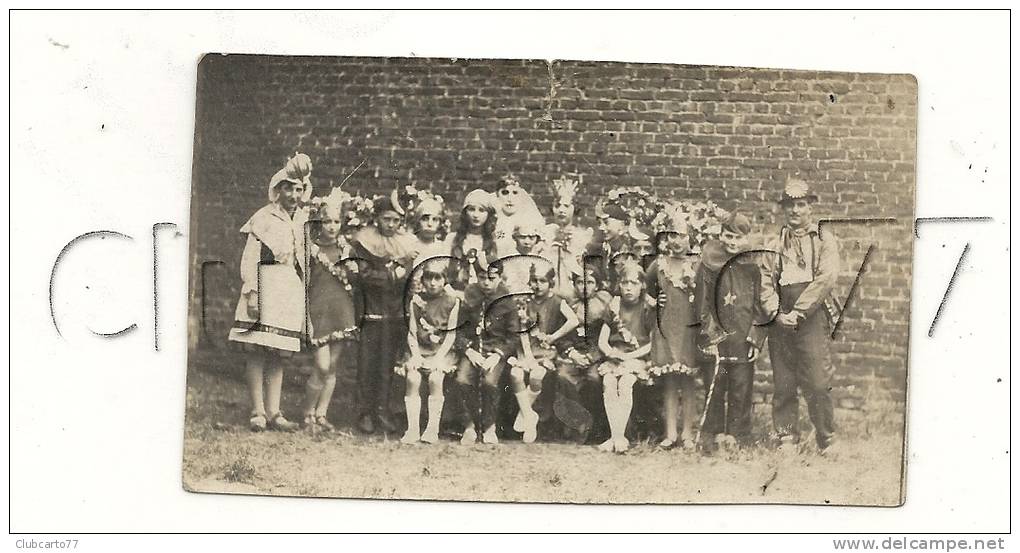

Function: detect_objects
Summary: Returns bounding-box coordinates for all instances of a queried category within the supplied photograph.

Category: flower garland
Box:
[309,240,355,292]
[659,256,700,301]
[410,294,446,346]
[605,296,641,350]
[647,361,701,378]
[309,327,358,347]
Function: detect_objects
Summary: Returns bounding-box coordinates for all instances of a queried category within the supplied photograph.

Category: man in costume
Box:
[761,178,842,454]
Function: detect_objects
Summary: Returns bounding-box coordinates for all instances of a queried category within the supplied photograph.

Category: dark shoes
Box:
[357,412,398,434]
[267,413,298,432]
[302,414,336,433]
[357,413,376,434]
[375,412,399,433]
[818,437,840,457]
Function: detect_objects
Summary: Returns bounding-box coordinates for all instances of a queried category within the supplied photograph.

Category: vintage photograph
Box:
[183,55,916,505]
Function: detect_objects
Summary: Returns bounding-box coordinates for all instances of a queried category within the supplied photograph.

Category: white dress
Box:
[227,204,306,353]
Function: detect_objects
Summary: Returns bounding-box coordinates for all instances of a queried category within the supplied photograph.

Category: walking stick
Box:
[696,353,742,448]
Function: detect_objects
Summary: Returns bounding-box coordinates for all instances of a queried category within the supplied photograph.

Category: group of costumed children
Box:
[229,153,776,454]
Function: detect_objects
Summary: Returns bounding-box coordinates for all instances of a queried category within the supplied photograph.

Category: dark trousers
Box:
[768,303,836,447]
[701,361,754,442]
[454,357,507,432]
[356,318,405,418]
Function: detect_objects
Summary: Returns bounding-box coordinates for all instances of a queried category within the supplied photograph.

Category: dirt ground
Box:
[182,366,905,506]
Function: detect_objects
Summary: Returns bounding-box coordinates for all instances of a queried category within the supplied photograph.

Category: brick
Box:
[191,56,915,410]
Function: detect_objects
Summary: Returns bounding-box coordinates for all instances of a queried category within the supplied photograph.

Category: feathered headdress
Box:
[550,176,579,204]
[386,183,445,219]
[308,186,352,223]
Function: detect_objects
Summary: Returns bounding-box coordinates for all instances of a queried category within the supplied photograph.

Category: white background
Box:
[6,9,1013,540]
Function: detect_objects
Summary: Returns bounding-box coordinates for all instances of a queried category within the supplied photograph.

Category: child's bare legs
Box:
[599,374,619,451]
[264,358,297,431]
[421,370,446,443]
[614,374,638,452]
[315,345,342,425]
[510,365,541,442]
[679,374,698,448]
[523,365,546,442]
[245,351,267,430]
[660,373,679,447]
[402,369,423,443]
[302,345,336,429]
[510,365,528,430]
[302,346,327,417]
[529,365,546,399]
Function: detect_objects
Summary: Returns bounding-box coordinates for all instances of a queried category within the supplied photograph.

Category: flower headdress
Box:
[779,177,819,205]
[344,194,377,232]
[603,186,666,243]
[615,256,646,281]
[648,199,729,253]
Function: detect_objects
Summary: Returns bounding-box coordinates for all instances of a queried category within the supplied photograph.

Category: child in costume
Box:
[544,176,592,300]
[228,153,313,432]
[301,188,360,431]
[508,263,579,443]
[499,217,550,295]
[555,267,613,442]
[452,264,517,445]
[646,210,703,450]
[596,261,656,453]
[411,193,448,261]
[350,192,420,435]
[493,173,546,257]
[395,257,461,444]
[584,200,633,291]
[445,189,500,291]
[697,212,768,450]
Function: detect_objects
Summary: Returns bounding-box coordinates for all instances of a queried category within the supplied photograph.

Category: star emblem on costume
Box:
[724,291,737,306]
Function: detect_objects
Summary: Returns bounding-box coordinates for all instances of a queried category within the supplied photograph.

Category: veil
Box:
[494,185,547,256]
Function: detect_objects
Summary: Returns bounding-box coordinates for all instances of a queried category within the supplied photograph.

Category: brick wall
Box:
[188,55,916,415]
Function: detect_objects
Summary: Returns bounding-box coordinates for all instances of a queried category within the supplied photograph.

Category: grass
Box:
[182,365,905,505]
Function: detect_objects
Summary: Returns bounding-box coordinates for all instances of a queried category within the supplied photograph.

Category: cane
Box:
[695,353,742,448]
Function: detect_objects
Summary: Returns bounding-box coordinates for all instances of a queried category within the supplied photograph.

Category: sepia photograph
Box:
[182,54,916,505]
